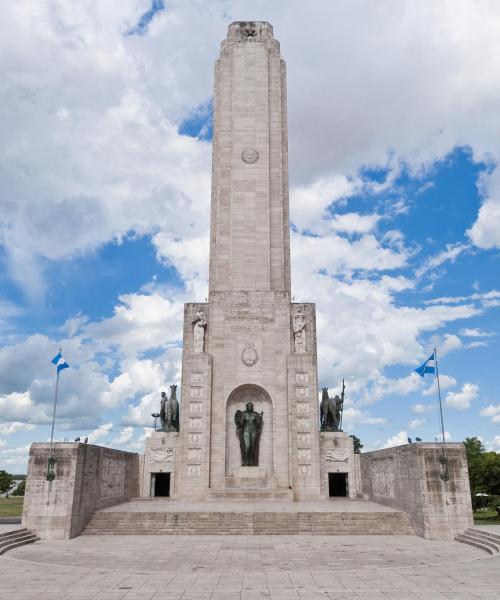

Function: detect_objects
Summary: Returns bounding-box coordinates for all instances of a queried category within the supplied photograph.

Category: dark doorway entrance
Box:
[328,473,348,497]
[154,472,170,497]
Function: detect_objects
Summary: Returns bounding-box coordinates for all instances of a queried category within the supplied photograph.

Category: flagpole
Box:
[434,347,449,481]
[46,347,61,482]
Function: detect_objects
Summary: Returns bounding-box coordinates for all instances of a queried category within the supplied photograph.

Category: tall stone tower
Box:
[177,22,321,501]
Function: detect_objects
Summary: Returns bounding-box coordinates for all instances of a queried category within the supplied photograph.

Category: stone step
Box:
[83,511,414,536]
[455,528,500,554]
[0,530,39,555]
[205,489,293,501]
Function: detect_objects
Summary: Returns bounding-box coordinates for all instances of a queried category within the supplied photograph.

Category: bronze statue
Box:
[320,381,345,432]
[234,402,263,466]
[160,385,179,432]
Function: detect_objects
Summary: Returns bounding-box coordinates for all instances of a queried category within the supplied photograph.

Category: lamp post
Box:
[151,412,161,432]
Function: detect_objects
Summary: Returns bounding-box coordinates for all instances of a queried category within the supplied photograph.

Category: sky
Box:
[1,0,500,472]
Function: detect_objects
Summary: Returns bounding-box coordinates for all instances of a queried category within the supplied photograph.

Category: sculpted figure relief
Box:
[192,308,207,354]
[293,306,306,353]
[234,402,263,466]
[160,385,179,432]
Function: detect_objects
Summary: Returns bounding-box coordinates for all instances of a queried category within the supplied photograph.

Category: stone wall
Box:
[360,443,473,539]
[22,442,139,539]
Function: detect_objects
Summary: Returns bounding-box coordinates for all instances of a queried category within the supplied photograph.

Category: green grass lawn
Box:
[473,509,500,525]
[0,497,24,517]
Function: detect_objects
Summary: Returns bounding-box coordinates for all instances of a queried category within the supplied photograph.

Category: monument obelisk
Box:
[176,21,321,500]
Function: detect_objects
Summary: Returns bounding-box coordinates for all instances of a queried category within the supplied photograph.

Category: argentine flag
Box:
[51,351,69,374]
[415,352,435,377]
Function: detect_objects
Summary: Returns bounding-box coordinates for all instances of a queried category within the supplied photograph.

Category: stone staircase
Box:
[82,510,414,535]
[0,528,39,555]
[455,528,500,555]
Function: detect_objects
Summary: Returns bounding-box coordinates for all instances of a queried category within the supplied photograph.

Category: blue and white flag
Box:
[415,352,435,377]
[51,351,69,374]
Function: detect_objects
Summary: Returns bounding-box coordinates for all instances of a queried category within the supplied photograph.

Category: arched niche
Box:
[225,384,273,478]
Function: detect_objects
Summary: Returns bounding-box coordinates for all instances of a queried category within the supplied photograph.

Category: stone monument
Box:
[22,21,474,541]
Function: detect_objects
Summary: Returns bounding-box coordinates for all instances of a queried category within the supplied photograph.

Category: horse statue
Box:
[320,386,342,432]
[160,385,179,432]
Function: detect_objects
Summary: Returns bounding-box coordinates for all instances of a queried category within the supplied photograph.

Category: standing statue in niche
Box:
[293,306,306,353]
[234,402,263,466]
[320,381,345,432]
[192,307,207,354]
[160,385,179,432]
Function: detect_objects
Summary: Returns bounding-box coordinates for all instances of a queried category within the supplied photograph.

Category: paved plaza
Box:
[1,532,500,600]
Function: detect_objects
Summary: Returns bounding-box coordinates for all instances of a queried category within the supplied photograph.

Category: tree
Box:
[464,437,486,496]
[349,435,363,454]
[12,480,25,496]
[0,470,13,494]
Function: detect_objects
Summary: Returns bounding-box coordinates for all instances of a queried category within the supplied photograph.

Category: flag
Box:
[51,351,69,374]
[415,352,435,377]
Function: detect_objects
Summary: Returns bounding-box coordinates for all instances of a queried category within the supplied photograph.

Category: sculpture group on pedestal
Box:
[234,402,263,466]
[159,384,179,432]
[320,382,345,432]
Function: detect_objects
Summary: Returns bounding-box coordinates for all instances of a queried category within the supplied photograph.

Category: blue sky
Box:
[1,0,500,471]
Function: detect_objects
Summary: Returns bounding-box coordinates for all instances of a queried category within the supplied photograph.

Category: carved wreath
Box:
[241,148,259,164]
[241,341,258,367]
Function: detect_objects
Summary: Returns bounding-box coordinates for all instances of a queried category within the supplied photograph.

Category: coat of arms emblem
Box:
[241,340,258,367]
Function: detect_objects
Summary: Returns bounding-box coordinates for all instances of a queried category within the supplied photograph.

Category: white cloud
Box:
[480,404,500,424]
[416,243,470,278]
[87,423,113,444]
[409,419,426,430]
[383,430,409,448]
[445,383,479,410]
[112,426,134,445]
[0,422,36,436]
[423,374,457,396]
[411,403,435,414]
[460,328,494,338]
[434,431,452,442]
[486,436,500,452]
[341,407,386,427]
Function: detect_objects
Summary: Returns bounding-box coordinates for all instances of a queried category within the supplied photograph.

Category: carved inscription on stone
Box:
[187,464,201,476]
[189,417,202,430]
[188,448,201,460]
[325,448,349,463]
[190,401,202,413]
[100,457,125,499]
[372,458,395,497]
[298,433,311,445]
[150,447,173,463]
[296,373,309,384]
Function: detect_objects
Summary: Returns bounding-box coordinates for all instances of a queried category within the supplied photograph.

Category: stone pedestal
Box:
[320,432,361,499]
[141,431,179,497]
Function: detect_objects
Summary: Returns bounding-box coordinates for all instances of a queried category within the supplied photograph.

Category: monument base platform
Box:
[82,498,415,536]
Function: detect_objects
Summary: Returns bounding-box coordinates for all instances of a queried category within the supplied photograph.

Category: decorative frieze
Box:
[298,464,311,476]
[150,447,174,463]
[297,433,311,445]
[296,417,309,431]
[187,464,201,477]
[191,372,204,383]
[296,373,308,384]
[188,417,202,430]
[189,433,202,444]
[296,402,309,414]
[298,448,311,460]
[187,448,201,461]
[190,386,203,398]
[296,386,310,398]
[325,448,349,463]
[190,401,202,413]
